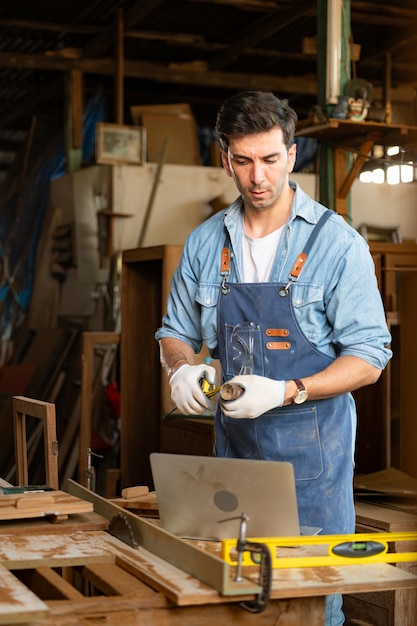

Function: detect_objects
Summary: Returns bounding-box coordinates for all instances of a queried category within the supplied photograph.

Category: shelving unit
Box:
[295,119,417,219]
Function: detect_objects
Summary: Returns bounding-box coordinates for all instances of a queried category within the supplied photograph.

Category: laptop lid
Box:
[150,452,301,540]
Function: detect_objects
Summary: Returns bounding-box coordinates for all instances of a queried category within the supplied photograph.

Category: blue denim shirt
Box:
[156,182,392,369]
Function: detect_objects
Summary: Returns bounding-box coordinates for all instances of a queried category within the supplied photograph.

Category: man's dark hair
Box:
[215,91,298,151]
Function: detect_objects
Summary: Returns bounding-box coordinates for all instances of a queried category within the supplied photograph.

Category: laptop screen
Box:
[150,452,301,540]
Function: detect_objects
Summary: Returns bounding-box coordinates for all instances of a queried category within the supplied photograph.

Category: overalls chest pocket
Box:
[196,283,221,347]
[289,282,325,345]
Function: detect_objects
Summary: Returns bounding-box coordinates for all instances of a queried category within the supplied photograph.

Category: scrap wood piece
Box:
[121,485,149,499]
[110,491,158,510]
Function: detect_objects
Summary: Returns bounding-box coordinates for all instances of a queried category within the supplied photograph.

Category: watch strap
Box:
[292,379,306,403]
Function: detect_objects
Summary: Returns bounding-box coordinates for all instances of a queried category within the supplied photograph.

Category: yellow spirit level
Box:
[221,531,417,569]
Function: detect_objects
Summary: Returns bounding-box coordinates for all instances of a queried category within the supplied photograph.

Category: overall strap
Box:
[220,247,231,294]
[280,210,333,296]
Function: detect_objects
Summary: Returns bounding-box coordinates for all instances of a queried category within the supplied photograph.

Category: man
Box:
[155,91,392,624]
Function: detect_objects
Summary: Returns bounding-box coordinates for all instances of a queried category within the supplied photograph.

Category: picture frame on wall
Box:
[95,123,146,165]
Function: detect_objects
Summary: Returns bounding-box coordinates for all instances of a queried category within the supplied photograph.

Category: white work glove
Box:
[220,375,285,419]
[169,363,217,415]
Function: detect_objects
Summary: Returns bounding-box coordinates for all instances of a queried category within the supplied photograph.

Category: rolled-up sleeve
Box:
[325,234,392,370]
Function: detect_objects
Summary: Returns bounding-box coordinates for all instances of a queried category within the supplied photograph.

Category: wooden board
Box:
[0,531,114,570]
[0,512,108,536]
[0,491,93,521]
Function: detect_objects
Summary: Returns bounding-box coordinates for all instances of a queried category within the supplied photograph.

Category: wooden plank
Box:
[0,563,48,624]
[0,531,114,570]
[0,512,107,536]
[22,567,85,601]
[82,562,154,597]
[268,563,417,599]
[0,491,93,521]
[43,597,324,625]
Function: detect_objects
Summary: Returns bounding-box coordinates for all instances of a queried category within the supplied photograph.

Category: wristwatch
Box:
[292,379,308,404]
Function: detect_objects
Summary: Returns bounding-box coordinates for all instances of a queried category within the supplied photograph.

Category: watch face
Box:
[293,389,308,404]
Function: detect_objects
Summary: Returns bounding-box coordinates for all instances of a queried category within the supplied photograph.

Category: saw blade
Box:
[108,513,138,548]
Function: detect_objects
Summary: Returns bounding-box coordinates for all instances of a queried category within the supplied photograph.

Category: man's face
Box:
[220,127,296,212]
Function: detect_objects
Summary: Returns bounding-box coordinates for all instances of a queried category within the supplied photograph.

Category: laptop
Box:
[150,452,304,540]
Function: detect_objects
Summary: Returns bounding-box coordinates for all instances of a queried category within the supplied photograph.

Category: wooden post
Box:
[115,8,124,124]
[79,332,121,486]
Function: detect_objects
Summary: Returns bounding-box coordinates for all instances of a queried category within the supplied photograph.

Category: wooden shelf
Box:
[296,119,417,220]
[295,119,417,149]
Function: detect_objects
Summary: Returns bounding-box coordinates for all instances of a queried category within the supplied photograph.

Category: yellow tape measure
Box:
[221,531,417,569]
[200,377,221,398]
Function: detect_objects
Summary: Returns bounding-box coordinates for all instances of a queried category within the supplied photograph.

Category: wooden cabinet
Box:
[120,245,183,489]
[120,245,214,489]
[161,416,214,455]
[353,241,417,476]
[344,501,417,626]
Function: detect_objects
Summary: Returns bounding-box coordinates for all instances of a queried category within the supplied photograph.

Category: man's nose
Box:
[251,161,265,184]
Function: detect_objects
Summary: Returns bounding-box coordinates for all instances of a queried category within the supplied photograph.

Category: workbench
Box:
[0,486,416,625]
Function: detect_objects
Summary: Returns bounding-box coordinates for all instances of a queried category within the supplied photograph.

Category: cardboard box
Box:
[130,103,201,166]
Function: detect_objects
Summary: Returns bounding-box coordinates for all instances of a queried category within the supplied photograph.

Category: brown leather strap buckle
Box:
[221,247,231,294]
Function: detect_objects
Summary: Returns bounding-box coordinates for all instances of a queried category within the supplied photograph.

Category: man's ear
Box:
[287,143,297,173]
[220,149,233,177]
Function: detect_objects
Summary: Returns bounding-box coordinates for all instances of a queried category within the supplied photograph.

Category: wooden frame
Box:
[13,396,59,490]
[95,122,146,165]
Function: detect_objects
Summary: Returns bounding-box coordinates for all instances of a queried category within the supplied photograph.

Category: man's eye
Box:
[265,158,277,164]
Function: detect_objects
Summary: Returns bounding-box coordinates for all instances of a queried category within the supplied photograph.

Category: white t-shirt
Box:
[242,225,284,282]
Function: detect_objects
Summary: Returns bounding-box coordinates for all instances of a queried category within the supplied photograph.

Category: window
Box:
[359,145,416,185]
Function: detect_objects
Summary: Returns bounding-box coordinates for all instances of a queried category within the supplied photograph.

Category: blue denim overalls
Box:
[215,211,355,537]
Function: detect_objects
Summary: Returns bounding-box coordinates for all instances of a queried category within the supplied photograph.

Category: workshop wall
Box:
[43,164,417,323]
